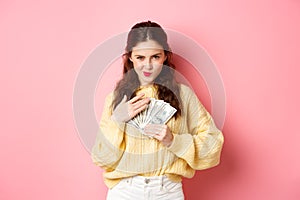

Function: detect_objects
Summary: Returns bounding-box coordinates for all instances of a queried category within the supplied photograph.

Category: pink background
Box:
[1,0,300,199]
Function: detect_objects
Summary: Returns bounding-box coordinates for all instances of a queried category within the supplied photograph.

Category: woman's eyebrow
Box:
[152,53,162,56]
[134,53,162,57]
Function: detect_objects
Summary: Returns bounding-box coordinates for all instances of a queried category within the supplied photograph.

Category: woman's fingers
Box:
[144,124,161,132]
[130,104,148,118]
[132,97,150,110]
[129,93,145,103]
[128,95,150,115]
[112,94,149,122]
[129,105,148,118]
[121,93,151,120]
[144,124,164,135]
[128,99,149,118]
[144,124,173,147]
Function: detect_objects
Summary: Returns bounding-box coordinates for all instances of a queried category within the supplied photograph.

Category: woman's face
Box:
[129,40,167,86]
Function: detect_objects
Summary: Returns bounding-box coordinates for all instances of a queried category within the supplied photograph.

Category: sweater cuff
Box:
[113,120,126,131]
[167,133,193,157]
[110,116,126,131]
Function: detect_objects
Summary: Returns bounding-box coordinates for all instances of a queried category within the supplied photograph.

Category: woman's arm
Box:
[91,93,126,170]
[167,87,224,170]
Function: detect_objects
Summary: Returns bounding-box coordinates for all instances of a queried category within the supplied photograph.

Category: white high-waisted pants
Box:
[106,175,185,200]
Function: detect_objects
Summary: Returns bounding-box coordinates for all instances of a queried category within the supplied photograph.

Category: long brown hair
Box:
[112,21,182,118]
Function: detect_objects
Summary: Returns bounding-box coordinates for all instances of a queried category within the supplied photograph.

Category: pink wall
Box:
[1,0,300,199]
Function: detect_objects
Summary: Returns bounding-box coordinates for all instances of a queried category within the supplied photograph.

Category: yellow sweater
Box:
[91,84,224,189]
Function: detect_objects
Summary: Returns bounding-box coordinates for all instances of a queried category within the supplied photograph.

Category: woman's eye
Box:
[153,56,160,59]
[137,56,144,60]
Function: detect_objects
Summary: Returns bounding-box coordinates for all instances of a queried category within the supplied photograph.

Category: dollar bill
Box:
[127,98,177,136]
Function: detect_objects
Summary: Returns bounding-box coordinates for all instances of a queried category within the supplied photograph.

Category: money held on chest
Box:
[127,98,177,138]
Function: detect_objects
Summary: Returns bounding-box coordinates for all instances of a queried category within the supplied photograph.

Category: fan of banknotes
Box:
[127,98,177,135]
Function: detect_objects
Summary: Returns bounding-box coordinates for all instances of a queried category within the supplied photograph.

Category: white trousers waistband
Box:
[107,175,184,200]
[123,175,167,188]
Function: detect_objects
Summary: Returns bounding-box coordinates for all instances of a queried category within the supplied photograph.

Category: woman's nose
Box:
[143,59,153,69]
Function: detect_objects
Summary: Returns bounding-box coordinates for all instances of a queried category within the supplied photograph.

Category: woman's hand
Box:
[144,124,174,147]
[111,93,150,123]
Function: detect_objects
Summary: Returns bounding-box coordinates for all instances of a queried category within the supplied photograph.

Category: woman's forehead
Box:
[131,48,164,56]
[132,40,164,52]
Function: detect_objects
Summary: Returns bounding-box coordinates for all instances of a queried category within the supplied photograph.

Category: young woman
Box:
[91,21,224,200]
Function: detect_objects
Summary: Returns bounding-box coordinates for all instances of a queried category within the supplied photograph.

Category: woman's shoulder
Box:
[103,91,115,103]
[178,83,195,97]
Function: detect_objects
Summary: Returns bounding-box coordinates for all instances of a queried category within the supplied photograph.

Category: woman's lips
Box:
[143,72,152,77]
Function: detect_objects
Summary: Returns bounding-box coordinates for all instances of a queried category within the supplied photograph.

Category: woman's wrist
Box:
[165,132,174,147]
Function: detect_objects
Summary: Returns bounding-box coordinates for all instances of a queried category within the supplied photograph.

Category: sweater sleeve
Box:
[167,87,224,170]
[91,93,126,170]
